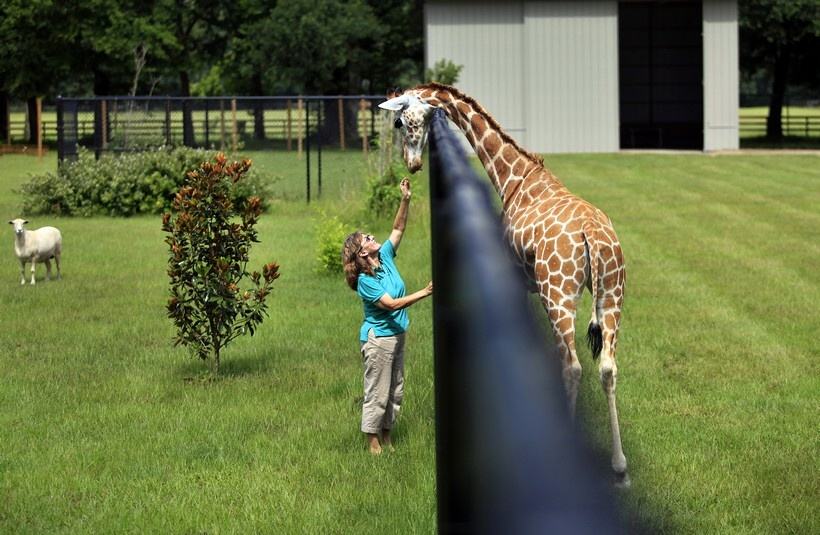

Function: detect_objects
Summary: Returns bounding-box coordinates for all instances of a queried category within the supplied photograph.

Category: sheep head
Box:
[8,219,29,237]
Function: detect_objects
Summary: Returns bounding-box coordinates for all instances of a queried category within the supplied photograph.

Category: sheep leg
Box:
[54,252,61,280]
[19,259,26,285]
[44,259,52,281]
[29,257,36,285]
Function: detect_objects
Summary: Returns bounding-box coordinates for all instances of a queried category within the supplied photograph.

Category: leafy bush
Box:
[364,159,405,219]
[162,154,280,374]
[315,212,351,274]
[425,58,463,85]
[363,112,407,221]
[19,147,275,217]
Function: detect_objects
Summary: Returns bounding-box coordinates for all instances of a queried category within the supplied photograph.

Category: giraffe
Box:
[380,83,629,486]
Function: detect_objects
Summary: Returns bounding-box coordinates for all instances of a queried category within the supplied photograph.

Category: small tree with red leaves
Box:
[162,154,279,374]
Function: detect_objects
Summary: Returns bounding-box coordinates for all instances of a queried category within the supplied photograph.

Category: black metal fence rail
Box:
[428,109,620,534]
[55,95,385,161]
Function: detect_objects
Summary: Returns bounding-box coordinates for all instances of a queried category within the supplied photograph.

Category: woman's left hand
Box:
[400,178,411,200]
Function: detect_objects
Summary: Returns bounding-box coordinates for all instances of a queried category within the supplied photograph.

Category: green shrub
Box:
[19,147,276,217]
[315,212,351,274]
[162,154,280,374]
[364,157,405,220]
[425,58,463,85]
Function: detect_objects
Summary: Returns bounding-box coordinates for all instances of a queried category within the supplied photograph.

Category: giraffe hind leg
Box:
[598,322,629,487]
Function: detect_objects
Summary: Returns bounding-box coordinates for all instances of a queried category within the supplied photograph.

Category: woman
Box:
[342,178,433,455]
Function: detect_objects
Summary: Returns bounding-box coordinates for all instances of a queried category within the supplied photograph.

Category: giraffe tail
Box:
[583,221,603,360]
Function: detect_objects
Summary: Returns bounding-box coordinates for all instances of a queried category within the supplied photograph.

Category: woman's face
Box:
[358,233,380,257]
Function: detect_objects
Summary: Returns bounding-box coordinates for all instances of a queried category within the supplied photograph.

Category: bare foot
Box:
[367,433,382,455]
[382,430,395,452]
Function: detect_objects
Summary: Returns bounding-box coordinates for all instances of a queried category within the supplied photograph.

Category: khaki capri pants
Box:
[360,330,406,434]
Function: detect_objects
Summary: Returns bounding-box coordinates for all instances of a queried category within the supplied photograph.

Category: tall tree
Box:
[740,0,820,139]
[0,1,71,141]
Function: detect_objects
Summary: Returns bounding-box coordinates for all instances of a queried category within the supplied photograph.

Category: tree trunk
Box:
[320,99,361,147]
[252,72,265,140]
[26,97,38,144]
[767,47,790,140]
[0,92,9,143]
[92,69,113,155]
[180,71,195,146]
[93,69,112,96]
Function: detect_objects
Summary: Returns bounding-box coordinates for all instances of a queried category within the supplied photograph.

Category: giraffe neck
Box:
[414,83,557,206]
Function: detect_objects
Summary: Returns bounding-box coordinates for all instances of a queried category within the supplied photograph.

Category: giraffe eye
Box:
[394,117,403,129]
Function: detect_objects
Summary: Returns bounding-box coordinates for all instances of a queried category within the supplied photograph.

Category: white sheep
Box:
[8,218,62,285]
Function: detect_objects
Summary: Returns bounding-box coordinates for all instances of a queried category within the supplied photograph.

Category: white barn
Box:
[424,0,739,153]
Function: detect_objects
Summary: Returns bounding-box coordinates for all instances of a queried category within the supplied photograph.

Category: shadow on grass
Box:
[175,353,274,383]
[740,136,820,149]
[576,407,681,535]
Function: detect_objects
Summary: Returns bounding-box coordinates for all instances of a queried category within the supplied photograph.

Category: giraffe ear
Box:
[379,95,410,112]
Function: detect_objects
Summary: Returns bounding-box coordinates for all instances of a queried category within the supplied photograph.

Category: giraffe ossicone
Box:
[383,83,630,487]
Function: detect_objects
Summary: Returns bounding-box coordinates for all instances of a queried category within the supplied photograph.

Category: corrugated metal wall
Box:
[703,0,739,150]
[425,2,526,145]
[524,1,619,153]
[425,1,739,153]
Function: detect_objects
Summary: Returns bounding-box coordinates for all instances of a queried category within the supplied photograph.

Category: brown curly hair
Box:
[341,231,375,291]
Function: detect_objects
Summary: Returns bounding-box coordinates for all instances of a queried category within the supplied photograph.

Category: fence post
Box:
[0,92,9,145]
[56,97,64,162]
[100,100,108,152]
[35,97,43,159]
[205,100,210,148]
[183,99,194,147]
[231,98,238,153]
[360,99,368,155]
[305,100,311,203]
[427,110,621,534]
[318,102,323,198]
[219,99,226,150]
[297,98,303,159]
[338,97,345,150]
[286,99,292,151]
[165,99,171,146]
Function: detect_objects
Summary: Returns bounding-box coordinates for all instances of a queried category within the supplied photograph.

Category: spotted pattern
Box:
[393,83,630,479]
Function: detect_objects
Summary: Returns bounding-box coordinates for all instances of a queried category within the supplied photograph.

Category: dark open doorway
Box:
[619,1,703,149]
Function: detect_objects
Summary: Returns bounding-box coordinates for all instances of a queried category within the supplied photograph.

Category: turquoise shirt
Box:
[357,239,409,342]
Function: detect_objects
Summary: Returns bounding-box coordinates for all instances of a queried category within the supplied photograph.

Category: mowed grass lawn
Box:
[1,149,818,534]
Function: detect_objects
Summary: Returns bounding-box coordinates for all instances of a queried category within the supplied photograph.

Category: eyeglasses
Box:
[357,234,374,254]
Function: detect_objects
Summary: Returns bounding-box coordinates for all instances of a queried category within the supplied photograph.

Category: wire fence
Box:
[3,98,819,156]
[53,96,385,161]
[427,108,622,534]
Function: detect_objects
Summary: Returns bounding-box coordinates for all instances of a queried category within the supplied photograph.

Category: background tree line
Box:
[0,0,423,142]
[0,0,818,141]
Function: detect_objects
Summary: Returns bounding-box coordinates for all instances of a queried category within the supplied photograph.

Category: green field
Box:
[1,149,818,533]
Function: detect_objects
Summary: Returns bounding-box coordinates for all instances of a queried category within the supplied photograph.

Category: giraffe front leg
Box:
[599,331,629,488]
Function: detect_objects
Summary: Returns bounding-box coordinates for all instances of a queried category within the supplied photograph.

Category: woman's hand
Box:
[400,177,411,201]
[424,281,433,296]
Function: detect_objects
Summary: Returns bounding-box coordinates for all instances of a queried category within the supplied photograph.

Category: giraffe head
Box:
[379,91,435,173]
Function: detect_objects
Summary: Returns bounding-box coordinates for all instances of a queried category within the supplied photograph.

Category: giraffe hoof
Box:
[613,471,631,490]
